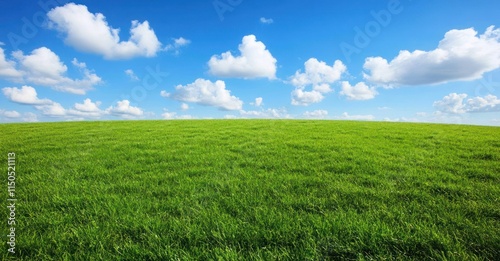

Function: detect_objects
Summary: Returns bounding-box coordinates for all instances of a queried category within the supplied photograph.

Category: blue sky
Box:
[0,0,499,125]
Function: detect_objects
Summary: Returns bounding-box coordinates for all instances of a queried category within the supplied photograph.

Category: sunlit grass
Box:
[1,120,499,260]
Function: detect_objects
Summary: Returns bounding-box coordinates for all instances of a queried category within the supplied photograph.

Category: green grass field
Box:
[1,120,499,260]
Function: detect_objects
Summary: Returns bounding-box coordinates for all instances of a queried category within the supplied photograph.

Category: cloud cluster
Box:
[160,90,171,98]
[4,4,500,125]
[289,58,346,105]
[165,79,243,111]
[125,69,139,81]
[290,59,346,88]
[165,37,191,54]
[67,98,105,117]
[303,110,328,118]
[106,100,144,118]
[291,88,325,106]
[239,108,290,118]
[336,112,375,121]
[364,26,500,86]
[2,85,93,117]
[340,81,378,100]
[47,3,162,60]
[0,48,22,80]
[251,97,263,107]
[0,110,21,118]
[260,17,274,24]
[434,93,500,114]
[208,35,277,79]
[0,47,102,94]
[0,109,37,122]
[161,110,193,120]
[2,86,144,119]
[2,86,53,105]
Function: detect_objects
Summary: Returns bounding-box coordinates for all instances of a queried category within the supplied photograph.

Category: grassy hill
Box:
[1,120,499,260]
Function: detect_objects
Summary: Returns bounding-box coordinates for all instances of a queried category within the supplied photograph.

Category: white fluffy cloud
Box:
[176,115,194,119]
[165,37,191,54]
[35,102,67,117]
[433,93,468,114]
[67,98,105,117]
[47,3,162,60]
[4,111,21,118]
[161,110,193,120]
[34,98,106,118]
[251,97,263,107]
[125,69,139,81]
[340,81,378,100]
[106,100,144,118]
[0,110,21,118]
[289,58,346,106]
[0,48,22,80]
[2,86,53,105]
[14,47,66,84]
[160,90,171,98]
[168,78,243,111]
[467,95,500,112]
[2,86,79,117]
[0,110,37,122]
[1,47,102,94]
[290,58,346,88]
[1,86,139,119]
[173,37,190,47]
[74,98,101,112]
[337,112,375,121]
[303,110,328,119]
[434,93,500,114]
[208,35,277,79]
[364,26,500,86]
[239,108,290,119]
[162,111,177,119]
[260,17,274,24]
[181,103,189,111]
[291,89,325,106]
[22,112,38,122]
[383,117,419,123]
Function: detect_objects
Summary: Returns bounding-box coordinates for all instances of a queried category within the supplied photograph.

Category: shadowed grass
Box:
[1,120,499,260]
